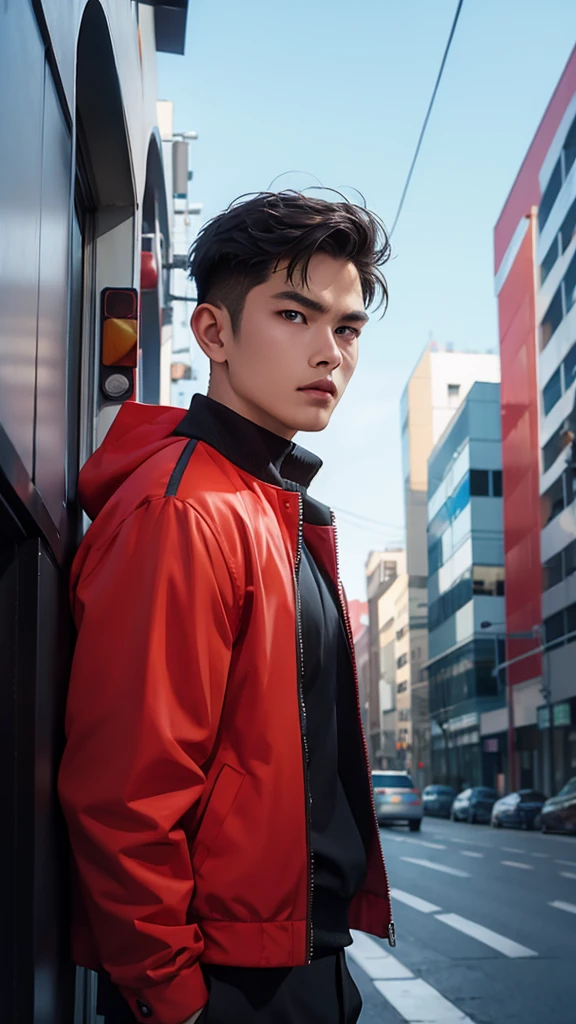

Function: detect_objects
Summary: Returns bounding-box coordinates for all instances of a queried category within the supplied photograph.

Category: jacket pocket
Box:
[193,764,245,873]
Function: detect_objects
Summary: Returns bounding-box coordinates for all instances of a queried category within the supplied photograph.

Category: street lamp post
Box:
[532,625,554,793]
[480,622,539,792]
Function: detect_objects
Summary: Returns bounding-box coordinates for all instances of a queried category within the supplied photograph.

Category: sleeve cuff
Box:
[120,961,209,1024]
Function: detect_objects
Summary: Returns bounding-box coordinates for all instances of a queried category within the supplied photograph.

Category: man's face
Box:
[197,253,368,439]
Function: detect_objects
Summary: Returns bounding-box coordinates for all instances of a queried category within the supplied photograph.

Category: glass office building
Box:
[426,383,506,790]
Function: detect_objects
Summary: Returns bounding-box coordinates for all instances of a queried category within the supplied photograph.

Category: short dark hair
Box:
[188,191,390,332]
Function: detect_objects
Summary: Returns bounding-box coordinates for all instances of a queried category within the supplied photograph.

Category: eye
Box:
[335,325,360,339]
[280,309,307,323]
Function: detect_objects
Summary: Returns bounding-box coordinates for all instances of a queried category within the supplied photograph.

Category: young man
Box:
[59,191,394,1024]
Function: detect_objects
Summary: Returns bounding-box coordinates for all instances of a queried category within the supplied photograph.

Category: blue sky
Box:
[158,1,576,599]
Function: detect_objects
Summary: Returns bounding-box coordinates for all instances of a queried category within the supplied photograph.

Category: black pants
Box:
[99,951,363,1024]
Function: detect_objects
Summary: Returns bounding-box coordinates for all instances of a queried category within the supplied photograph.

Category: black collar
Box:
[174,394,323,491]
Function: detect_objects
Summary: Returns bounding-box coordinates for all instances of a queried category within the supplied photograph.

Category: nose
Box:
[310,327,343,372]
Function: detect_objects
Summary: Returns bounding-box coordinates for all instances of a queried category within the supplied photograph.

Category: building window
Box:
[543,367,562,415]
[542,425,571,473]
[542,537,576,591]
[428,571,473,632]
[541,474,566,526]
[472,565,505,596]
[564,339,576,391]
[541,235,560,285]
[397,653,408,669]
[447,383,460,400]
[542,552,563,590]
[565,539,576,578]
[540,286,563,351]
[544,609,565,648]
[470,469,490,496]
[561,196,576,254]
[564,250,576,316]
[491,470,503,497]
[538,157,562,233]
[564,114,576,180]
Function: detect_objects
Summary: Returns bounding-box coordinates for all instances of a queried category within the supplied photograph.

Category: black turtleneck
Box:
[175,395,368,954]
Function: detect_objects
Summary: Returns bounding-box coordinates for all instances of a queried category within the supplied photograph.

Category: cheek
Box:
[341,345,359,380]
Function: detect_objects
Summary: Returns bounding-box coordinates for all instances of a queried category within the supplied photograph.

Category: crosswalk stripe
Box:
[459,850,484,858]
[389,887,441,913]
[401,856,470,877]
[560,871,576,880]
[373,978,474,1022]
[549,900,576,914]
[435,912,537,957]
[501,860,534,870]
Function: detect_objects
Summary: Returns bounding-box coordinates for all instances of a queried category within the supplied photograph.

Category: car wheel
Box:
[534,814,542,831]
[451,810,457,821]
[468,810,476,824]
[409,820,421,832]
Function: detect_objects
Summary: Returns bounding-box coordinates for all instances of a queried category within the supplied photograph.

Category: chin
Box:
[292,411,332,434]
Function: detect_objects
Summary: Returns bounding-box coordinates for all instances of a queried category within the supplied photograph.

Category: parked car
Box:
[371,771,423,831]
[422,784,457,818]
[541,777,576,834]
[451,786,498,823]
[491,790,548,830]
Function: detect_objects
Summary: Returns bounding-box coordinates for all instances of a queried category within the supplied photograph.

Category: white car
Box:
[371,770,423,831]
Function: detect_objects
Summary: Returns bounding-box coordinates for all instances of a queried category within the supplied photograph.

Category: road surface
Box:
[349,816,575,1023]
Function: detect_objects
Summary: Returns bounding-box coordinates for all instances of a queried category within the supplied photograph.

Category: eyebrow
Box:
[271,289,369,324]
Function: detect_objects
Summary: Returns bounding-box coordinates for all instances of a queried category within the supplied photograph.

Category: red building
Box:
[494,46,576,793]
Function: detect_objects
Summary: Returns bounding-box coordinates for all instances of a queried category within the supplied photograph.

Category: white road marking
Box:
[459,850,484,858]
[447,836,488,847]
[560,871,576,880]
[405,838,447,850]
[348,931,413,979]
[502,846,523,853]
[435,913,538,958]
[373,978,474,1022]
[555,859,576,867]
[401,857,470,878]
[389,887,441,913]
[549,900,576,914]
[501,860,534,870]
[531,852,549,858]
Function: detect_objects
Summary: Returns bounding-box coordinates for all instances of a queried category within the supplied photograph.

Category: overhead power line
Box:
[331,506,403,530]
[389,0,465,238]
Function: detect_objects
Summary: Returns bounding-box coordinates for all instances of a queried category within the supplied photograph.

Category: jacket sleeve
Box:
[59,497,240,1024]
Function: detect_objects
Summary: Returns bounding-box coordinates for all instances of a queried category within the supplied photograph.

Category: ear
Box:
[191,302,233,364]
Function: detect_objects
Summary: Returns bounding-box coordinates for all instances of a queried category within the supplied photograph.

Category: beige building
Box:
[400,343,500,782]
[377,558,408,769]
[364,549,405,766]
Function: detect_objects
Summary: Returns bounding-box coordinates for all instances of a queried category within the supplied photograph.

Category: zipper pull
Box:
[388,922,397,948]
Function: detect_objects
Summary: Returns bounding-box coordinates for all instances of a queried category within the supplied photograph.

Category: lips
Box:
[299,378,337,397]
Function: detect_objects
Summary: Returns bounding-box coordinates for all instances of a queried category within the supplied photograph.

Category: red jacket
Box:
[59,401,393,1024]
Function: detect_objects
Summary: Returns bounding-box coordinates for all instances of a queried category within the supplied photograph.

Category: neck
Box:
[207,376,297,441]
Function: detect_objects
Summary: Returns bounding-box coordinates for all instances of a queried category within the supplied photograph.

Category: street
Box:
[348,817,576,1023]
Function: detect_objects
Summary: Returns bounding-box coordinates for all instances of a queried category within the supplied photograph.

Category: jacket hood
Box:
[79,402,186,521]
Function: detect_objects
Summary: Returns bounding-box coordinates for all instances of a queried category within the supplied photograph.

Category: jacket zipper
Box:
[293,492,314,962]
[330,510,396,948]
